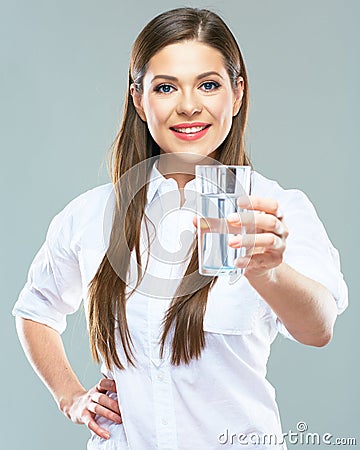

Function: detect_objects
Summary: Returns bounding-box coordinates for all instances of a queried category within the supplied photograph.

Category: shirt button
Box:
[162,418,168,426]
[157,373,164,381]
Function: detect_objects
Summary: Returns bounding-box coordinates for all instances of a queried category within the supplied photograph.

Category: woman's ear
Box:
[232,76,244,117]
[130,83,147,122]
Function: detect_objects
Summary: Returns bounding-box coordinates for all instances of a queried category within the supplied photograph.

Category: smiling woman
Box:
[12,7,348,450]
[130,40,244,157]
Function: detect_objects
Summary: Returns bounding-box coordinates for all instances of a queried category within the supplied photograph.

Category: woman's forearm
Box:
[15,317,86,414]
[246,262,338,346]
[15,317,121,439]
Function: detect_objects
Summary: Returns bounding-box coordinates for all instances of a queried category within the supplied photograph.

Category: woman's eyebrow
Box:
[151,71,224,83]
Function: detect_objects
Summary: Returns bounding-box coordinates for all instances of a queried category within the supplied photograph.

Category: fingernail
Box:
[275,222,284,234]
[227,213,240,222]
[228,236,239,245]
[273,236,282,249]
[103,432,110,440]
[276,208,283,219]
[104,380,113,389]
[236,196,250,208]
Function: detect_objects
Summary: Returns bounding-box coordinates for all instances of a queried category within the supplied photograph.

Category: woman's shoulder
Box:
[46,183,114,240]
[59,183,114,216]
[68,182,113,204]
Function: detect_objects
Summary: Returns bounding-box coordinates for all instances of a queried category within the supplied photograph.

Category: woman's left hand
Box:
[226,196,289,281]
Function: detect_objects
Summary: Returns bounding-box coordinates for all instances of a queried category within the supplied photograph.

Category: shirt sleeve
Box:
[12,199,84,334]
[275,188,348,341]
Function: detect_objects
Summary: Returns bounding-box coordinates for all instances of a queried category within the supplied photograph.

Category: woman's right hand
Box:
[63,378,122,440]
[15,319,121,440]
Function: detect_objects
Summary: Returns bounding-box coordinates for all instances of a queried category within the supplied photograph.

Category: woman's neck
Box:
[157,151,216,189]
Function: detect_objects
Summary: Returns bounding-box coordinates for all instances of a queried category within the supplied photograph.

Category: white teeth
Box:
[173,126,207,134]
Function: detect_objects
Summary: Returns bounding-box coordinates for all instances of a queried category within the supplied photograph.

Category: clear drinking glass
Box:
[195,164,251,276]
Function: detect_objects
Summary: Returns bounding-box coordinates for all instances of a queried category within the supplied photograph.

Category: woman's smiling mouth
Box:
[170,122,211,140]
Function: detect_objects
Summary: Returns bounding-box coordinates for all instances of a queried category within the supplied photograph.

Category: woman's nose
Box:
[176,91,202,117]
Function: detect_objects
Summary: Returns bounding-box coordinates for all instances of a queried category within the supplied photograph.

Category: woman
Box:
[13,7,348,450]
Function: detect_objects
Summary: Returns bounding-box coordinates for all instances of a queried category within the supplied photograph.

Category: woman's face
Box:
[131,40,244,158]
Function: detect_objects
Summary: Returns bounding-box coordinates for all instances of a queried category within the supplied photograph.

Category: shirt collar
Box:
[146,158,197,206]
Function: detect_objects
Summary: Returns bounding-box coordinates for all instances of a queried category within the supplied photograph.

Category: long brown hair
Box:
[88,7,251,369]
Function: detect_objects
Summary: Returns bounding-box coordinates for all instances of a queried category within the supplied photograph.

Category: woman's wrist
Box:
[244,264,280,288]
[57,386,87,418]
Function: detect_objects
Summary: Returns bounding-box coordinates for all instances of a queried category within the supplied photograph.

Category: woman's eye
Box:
[155,84,175,94]
[201,81,221,91]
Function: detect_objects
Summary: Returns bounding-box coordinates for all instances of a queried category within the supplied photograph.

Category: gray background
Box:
[1,0,358,449]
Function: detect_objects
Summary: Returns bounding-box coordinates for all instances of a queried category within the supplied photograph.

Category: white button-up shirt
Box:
[13,160,348,450]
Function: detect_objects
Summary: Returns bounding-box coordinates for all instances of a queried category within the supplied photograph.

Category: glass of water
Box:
[195,164,251,276]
